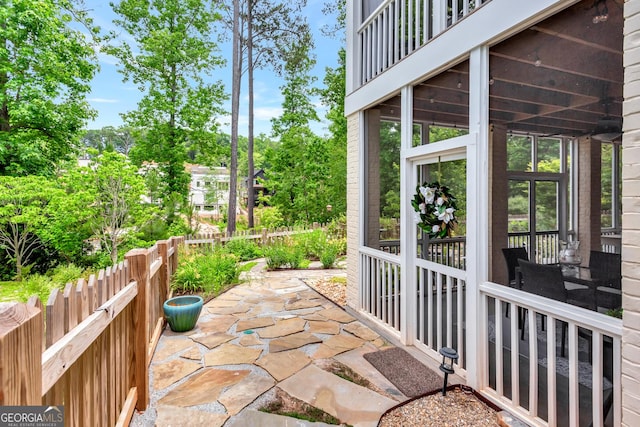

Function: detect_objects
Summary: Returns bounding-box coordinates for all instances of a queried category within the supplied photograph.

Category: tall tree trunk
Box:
[247,0,255,228]
[227,0,241,235]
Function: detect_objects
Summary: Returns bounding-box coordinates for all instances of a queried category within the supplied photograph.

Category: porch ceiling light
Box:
[592,0,609,23]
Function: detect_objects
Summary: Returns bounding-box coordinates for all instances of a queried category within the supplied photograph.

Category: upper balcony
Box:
[355,0,489,87]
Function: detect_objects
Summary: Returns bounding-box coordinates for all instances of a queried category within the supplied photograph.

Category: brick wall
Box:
[622,1,640,424]
[346,113,360,309]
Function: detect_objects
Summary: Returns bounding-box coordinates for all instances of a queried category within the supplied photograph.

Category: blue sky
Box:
[85,0,341,138]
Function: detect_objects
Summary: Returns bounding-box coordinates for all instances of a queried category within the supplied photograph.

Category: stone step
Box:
[278,364,397,427]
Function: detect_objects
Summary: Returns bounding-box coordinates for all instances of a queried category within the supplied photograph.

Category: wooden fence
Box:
[0,236,183,427]
[185,223,329,247]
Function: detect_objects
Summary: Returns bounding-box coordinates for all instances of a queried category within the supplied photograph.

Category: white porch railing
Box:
[357,0,488,85]
[413,259,467,375]
[359,247,402,335]
[479,282,622,427]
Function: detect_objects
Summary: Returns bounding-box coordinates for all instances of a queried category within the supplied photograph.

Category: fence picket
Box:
[64,283,78,333]
[77,279,90,324]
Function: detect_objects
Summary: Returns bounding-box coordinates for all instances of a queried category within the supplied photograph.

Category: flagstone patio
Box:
[130,263,446,427]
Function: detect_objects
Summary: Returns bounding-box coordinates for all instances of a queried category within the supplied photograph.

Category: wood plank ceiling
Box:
[380,0,623,140]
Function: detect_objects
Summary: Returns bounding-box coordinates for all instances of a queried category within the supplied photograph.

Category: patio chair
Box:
[500,247,529,324]
[501,247,529,289]
[589,250,622,311]
[517,260,595,358]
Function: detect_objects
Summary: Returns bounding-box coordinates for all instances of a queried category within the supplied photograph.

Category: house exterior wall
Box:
[346,113,360,309]
[622,1,640,424]
[347,0,640,422]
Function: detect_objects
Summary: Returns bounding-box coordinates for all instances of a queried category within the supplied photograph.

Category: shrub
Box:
[319,243,339,269]
[264,242,289,269]
[171,248,240,296]
[293,229,328,259]
[223,238,262,261]
[255,206,284,229]
[48,264,85,287]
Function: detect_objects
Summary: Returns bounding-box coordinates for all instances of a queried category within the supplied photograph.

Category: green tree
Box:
[107,0,227,212]
[319,48,347,217]
[78,152,158,263]
[0,0,99,176]
[267,44,334,223]
[220,0,311,230]
[0,176,60,280]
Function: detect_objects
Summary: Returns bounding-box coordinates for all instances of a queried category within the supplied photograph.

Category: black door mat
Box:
[363,347,443,398]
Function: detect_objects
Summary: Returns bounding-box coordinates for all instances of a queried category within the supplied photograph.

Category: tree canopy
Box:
[0,0,99,176]
[107,0,227,207]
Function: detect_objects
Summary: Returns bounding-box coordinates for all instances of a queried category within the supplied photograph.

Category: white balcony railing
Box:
[357,0,488,85]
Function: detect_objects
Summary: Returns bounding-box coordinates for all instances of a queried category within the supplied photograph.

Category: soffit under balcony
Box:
[380,0,623,139]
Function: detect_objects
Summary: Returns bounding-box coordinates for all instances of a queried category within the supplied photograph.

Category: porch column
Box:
[622,1,640,425]
[576,135,601,261]
[489,124,509,285]
[365,109,381,249]
[345,113,361,309]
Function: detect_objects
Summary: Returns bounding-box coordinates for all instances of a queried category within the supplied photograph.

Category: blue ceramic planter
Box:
[163,295,203,332]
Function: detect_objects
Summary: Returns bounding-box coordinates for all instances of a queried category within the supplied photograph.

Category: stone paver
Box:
[236,316,275,332]
[255,349,311,381]
[218,373,276,415]
[278,364,397,427]
[155,405,228,427]
[154,338,195,361]
[307,319,341,335]
[198,315,238,333]
[152,359,201,390]
[132,267,422,427]
[256,317,306,338]
[190,332,235,349]
[269,331,322,353]
[316,307,356,323]
[159,368,251,407]
[204,343,263,366]
[312,334,365,359]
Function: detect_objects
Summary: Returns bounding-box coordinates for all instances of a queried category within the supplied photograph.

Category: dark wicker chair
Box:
[517,259,595,358]
[502,247,529,288]
[589,250,622,311]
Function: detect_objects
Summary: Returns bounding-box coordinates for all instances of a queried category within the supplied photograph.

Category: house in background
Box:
[185,164,231,218]
[241,169,268,207]
[345,0,635,425]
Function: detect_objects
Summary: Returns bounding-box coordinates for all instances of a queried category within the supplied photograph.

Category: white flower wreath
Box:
[411,181,458,238]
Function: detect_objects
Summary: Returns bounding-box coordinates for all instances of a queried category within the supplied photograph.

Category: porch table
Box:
[514,264,621,311]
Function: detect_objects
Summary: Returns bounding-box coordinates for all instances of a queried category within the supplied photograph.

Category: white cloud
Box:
[254,107,282,121]
[88,98,119,104]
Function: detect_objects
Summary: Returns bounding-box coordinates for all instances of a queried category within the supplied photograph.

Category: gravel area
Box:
[378,388,499,427]
[305,277,347,306]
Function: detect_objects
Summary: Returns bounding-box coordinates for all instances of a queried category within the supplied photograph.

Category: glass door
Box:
[508,176,566,263]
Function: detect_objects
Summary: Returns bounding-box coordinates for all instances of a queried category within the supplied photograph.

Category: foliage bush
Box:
[319,243,339,268]
[255,206,284,229]
[264,241,290,269]
[264,229,345,270]
[48,264,85,287]
[223,238,262,261]
[171,248,240,296]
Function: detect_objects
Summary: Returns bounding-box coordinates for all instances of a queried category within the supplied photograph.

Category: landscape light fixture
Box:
[439,347,459,396]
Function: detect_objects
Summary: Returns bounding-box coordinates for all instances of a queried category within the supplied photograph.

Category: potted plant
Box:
[163,295,204,332]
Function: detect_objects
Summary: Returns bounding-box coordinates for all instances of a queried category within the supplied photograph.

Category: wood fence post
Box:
[0,302,43,405]
[261,228,268,245]
[126,248,150,410]
[157,240,170,302]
